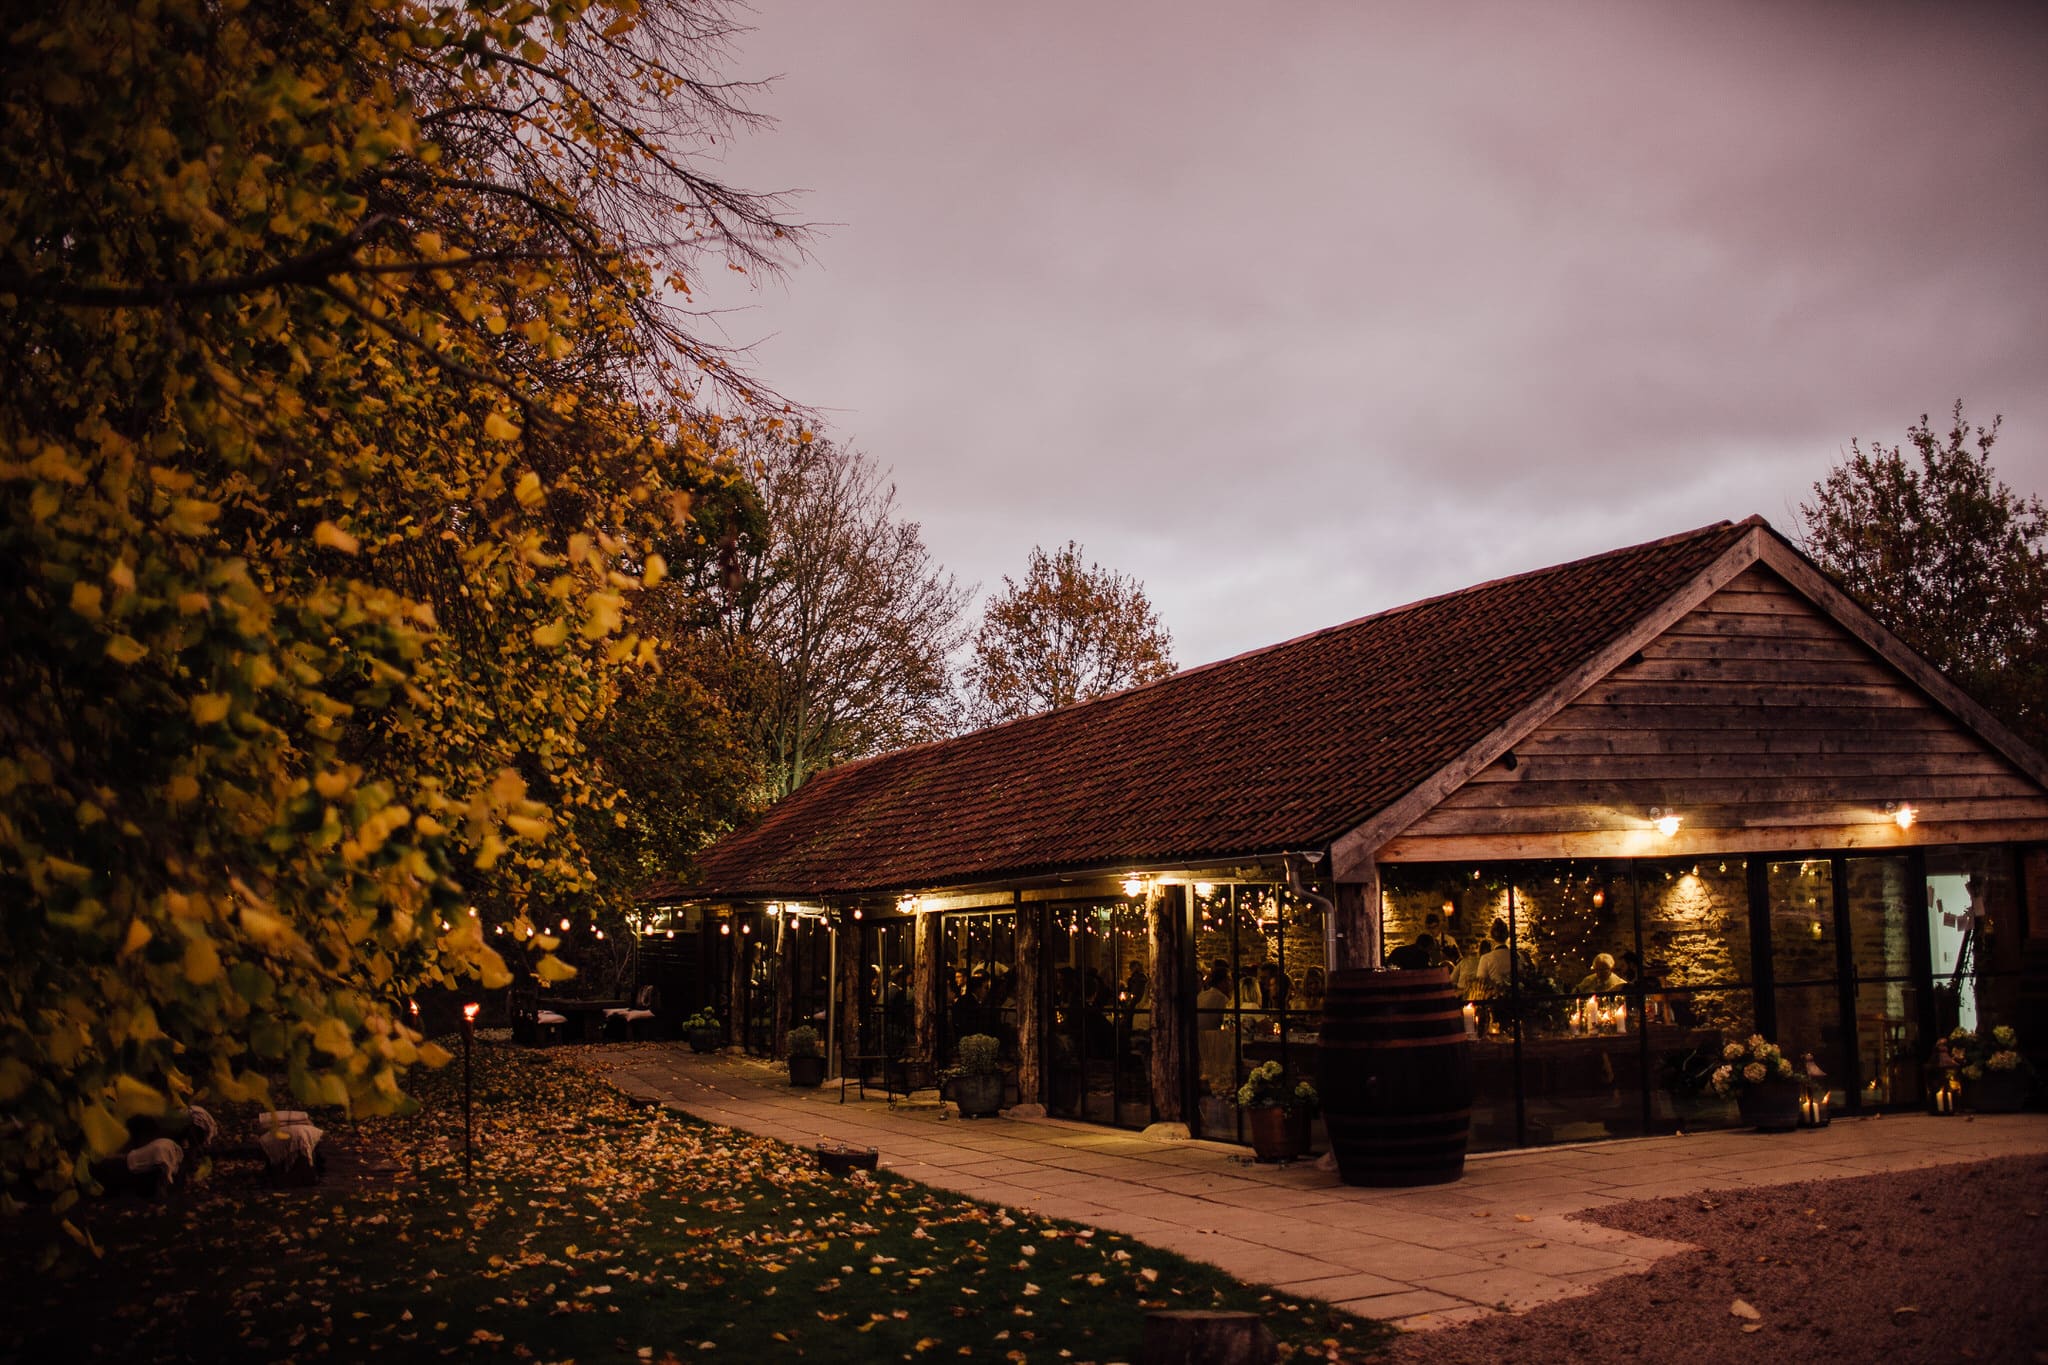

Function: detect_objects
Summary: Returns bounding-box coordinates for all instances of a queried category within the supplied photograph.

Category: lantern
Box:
[1798,1091,1830,1128]
[1931,1080,1957,1116]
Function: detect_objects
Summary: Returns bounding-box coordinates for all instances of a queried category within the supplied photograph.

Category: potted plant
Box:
[786,1025,826,1088]
[1236,1060,1317,1161]
[1708,1034,1805,1131]
[1945,1025,2034,1113]
[945,1033,1006,1118]
[683,1007,722,1055]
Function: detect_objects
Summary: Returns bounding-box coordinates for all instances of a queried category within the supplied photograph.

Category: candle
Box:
[1463,1003,1478,1037]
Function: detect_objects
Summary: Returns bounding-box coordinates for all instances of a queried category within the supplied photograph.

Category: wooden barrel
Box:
[1317,967,1471,1186]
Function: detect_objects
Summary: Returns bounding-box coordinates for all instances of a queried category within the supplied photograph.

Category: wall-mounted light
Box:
[1121,876,1143,898]
[1649,807,1681,838]
[1193,882,1215,898]
[718,922,730,936]
[665,929,675,939]
[852,907,863,920]
[1886,801,1917,830]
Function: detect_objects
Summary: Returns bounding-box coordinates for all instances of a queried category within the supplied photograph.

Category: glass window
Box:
[1926,846,2020,1035]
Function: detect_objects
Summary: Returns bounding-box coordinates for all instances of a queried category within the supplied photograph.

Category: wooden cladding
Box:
[1382,566,2048,862]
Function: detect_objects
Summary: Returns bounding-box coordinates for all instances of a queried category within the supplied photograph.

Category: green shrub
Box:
[786,1026,822,1058]
[953,1034,1001,1076]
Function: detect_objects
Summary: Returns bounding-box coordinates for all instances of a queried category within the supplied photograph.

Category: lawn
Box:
[4,1043,1393,1363]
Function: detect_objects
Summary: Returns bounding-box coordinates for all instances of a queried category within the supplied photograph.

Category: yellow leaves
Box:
[478,944,512,991]
[0,1057,33,1104]
[490,769,528,805]
[534,953,576,983]
[642,553,667,587]
[314,1016,356,1059]
[473,834,507,870]
[418,1042,453,1069]
[164,497,220,536]
[119,918,153,957]
[112,1075,167,1121]
[532,618,569,648]
[514,471,545,507]
[166,773,200,805]
[78,1104,127,1158]
[581,591,624,639]
[315,769,353,799]
[68,581,102,618]
[504,813,549,840]
[104,635,148,665]
[314,520,361,554]
[182,937,223,986]
[190,693,231,726]
[484,411,522,442]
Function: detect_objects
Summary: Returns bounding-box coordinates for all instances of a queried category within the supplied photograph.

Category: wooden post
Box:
[836,910,862,1074]
[1014,897,1043,1105]
[773,912,796,1055]
[913,907,943,1063]
[726,915,748,1047]
[1148,885,1187,1124]
[1334,864,1382,971]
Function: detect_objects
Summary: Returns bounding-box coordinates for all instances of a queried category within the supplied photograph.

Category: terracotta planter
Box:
[1964,1071,2029,1113]
[1736,1079,1804,1132]
[1245,1106,1311,1162]
[788,1053,826,1088]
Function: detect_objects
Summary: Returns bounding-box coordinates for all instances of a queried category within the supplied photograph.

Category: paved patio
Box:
[578,1043,2048,1332]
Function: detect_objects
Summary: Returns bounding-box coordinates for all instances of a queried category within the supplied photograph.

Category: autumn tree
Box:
[712,424,968,796]
[0,0,801,1226]
[1799,402,2048,754]
[964,542,1176,726]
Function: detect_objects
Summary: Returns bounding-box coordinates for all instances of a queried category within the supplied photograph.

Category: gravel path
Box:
[1372,1154,2048,1364]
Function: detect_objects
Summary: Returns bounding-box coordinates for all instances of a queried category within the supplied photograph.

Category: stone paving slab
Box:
[573,1043,2048,1333]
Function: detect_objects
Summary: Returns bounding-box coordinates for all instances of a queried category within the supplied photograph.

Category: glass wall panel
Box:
[856,918,915,1074]
[1190,882,1325,1144]
[1844,856,1917,1106]
[1637,859,1753,1132]
[1765,859,1848,1097]
[1383,866,1516,1148]
[1926,846,2020,1036]
[940,911,1017,1065]
[1512,863,1641,1144]
[1045,902,1150,1127]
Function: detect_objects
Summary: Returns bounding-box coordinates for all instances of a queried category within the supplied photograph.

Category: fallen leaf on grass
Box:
[1730,1299,1761,1321]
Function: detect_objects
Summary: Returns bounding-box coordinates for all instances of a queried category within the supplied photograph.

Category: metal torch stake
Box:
[461,1015,474,1179]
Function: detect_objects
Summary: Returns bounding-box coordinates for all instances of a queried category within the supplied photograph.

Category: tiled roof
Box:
[669,519,1757,899]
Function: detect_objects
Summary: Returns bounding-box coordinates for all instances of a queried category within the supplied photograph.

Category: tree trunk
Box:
[1014,899,1042,1104]
[1334,867,1382,971]
[1148,885,1187,1123]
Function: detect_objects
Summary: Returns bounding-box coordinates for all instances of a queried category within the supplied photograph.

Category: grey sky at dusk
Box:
[695,1,2048,671]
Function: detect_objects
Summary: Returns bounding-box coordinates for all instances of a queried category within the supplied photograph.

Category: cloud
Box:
[694,0,2048,666]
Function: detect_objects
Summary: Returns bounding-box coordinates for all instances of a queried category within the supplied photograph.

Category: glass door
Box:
[1765,854,1921,1111]
[1764,859,1851,1106]
[1046,902,1151,1128]
[1843,856,1919,1107]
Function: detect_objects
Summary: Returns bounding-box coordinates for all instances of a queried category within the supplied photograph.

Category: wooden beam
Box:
[1379,818,2048,863]
[1330,527,1769,881]
[1013,896,1043,1106]
[1333,868,1381,970]
[1147,885,1187,1124]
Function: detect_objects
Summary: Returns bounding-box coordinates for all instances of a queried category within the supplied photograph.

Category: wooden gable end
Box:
[1378,564,2048,862]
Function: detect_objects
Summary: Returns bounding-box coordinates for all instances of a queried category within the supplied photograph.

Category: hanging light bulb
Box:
[560,916,571,931]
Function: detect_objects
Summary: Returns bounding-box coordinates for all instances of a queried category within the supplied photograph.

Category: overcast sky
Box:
[693,0,2048,670]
